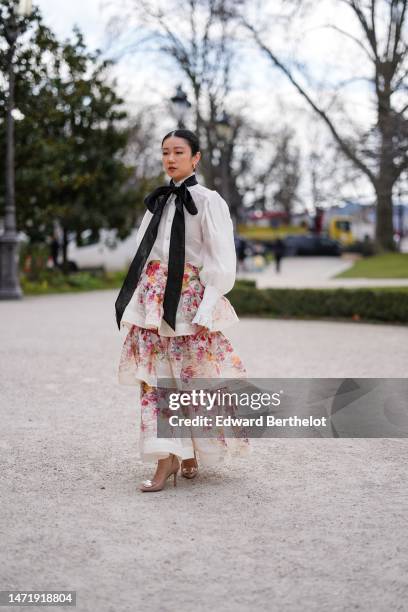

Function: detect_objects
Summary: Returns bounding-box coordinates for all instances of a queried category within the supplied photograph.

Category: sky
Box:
[33,0,386,209]
[36,0,105,50]
[35,0,374,115]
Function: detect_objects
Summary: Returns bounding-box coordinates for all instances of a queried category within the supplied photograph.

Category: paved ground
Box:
[1,290,408,612]
[237,254,408,288]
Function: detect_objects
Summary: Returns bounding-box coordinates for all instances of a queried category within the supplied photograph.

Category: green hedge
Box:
[20,269,125,295]
[20,269,408,324]
[227,286,408,324]
[20,272,256,296]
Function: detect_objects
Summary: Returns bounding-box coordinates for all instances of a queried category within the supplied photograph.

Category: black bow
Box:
[115,173,199,331]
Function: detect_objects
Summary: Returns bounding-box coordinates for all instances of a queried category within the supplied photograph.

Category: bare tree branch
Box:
[241,17,377,185]
[322,23,376,62]
[240,0,408,250]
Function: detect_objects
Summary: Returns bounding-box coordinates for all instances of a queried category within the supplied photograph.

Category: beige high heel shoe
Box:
[181,450,198,480]
[140,454,180,492]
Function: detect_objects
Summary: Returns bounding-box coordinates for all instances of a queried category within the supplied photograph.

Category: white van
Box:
[67,226,141,272]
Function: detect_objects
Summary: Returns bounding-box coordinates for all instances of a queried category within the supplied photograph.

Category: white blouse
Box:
[120,172,239,336]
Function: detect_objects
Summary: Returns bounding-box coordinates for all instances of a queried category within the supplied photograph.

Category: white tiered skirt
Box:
[117,259,251,466]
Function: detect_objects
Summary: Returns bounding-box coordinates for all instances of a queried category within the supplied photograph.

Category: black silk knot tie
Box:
[115,173,199,332]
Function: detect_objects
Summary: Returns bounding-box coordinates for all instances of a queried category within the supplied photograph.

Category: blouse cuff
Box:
[192,285,221,329]
[191,310,213,330]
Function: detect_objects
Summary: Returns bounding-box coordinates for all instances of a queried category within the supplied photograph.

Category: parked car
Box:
[234,235,268,271]
[67,228,139,272]
[234,235,265,258]
[283,235,342,256]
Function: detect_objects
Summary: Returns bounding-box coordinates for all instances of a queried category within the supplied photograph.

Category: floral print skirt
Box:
[138,380,251,466]
[120,259,239,336]
[117,260,251,466]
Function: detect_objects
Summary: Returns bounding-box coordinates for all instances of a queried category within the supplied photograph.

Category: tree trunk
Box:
[376,92,396,251]
[62,227,69,272]
[375,181,395,251]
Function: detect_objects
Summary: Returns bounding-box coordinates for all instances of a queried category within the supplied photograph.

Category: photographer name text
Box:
[168,415,327,428]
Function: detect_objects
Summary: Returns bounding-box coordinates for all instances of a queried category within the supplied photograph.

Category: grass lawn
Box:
[335,253,408,279]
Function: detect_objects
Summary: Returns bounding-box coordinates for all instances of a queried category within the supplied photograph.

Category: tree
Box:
[0,1,144,267]
[270,127,301,223]
[106,0,249,221]
[239,0,408,251]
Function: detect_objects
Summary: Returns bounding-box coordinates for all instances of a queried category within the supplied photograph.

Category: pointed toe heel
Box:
[140,454,180,492]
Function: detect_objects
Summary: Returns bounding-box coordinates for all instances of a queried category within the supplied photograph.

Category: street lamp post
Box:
[0,0,32,300]
[215,111,233,141]
[170,85,191,129]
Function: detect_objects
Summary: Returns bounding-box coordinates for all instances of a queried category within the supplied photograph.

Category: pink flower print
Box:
[147,290,156,304]
[196,347,205,361]
[180,364,195,383]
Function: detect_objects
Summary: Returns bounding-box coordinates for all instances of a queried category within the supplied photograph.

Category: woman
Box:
[116,129,250,492]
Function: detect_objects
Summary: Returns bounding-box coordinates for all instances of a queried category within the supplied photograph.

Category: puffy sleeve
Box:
[191,191,236,329]
[134,209,153,250]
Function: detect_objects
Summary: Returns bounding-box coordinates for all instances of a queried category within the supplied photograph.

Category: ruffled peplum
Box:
[120,259,239,337]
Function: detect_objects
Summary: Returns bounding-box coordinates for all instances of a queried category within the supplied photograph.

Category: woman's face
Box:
[162,136,201,183]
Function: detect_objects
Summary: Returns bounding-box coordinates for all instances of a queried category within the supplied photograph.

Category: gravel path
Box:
[1,290,407,612]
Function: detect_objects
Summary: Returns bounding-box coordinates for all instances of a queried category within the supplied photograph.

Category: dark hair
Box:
[161,129,200,155]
